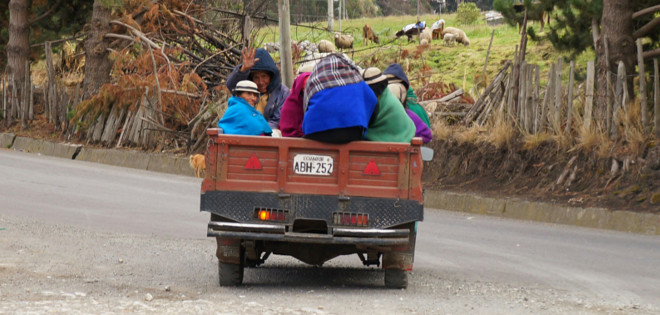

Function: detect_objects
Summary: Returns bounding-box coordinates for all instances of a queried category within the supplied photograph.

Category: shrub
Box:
[457,2,481,25]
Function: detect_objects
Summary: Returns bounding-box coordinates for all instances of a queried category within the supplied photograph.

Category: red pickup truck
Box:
[200,129,429,288]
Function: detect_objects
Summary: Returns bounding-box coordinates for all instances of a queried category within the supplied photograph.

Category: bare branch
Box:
[29,0,63,25]
[633,16,660,39]
[643,48,660,60]
[633,5,660,19]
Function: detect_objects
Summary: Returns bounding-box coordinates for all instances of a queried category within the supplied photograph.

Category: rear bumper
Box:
[201,190,424,229]
[207,221,410,246]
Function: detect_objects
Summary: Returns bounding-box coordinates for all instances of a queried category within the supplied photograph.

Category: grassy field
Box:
[258,13,595,100]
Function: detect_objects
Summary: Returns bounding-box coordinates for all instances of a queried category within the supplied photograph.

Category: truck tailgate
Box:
[201,130,423,203]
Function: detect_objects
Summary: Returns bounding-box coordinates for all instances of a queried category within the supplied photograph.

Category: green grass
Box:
[258,13,595,100]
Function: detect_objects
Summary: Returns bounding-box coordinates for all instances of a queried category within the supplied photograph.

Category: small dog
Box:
[189,154,206,178]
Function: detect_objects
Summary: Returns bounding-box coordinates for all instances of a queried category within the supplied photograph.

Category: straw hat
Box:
[233,80,259,94]
[362,67,388,85]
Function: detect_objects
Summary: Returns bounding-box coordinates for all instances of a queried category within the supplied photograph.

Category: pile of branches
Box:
[71,0,267,153]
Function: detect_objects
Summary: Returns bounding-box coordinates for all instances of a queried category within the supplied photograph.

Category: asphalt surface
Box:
[1,149,659,314]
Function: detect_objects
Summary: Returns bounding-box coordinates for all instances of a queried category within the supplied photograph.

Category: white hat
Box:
[362,67,388,85]
[234,80,258,94]
[388,83,407,104]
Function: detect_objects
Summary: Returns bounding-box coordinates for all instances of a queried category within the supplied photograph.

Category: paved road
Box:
[1,149,659,314]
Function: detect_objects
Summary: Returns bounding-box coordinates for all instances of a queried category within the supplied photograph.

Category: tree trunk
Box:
[595,0,635,125]
[81,0,113,100]
[7,0,29,127]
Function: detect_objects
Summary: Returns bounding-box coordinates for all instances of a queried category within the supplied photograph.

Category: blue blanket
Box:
[302,81,377,135]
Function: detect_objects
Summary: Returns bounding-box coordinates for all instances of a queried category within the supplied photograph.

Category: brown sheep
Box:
[362,24,379,45]
[431,19,445,40]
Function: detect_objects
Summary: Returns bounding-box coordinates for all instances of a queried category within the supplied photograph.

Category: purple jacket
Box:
[406,109,432,143]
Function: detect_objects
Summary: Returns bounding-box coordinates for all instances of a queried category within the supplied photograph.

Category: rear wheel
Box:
[384,269,407,289]
[218,260,244,286]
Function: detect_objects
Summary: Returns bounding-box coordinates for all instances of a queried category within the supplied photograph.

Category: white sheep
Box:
[442,27,470,46]
[317,39,336,53]
[333,33,354,50]
[419,28,432,45]
[443,33,457,47]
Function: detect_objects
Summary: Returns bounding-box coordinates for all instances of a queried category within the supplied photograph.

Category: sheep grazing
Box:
[334,33,354,51]
[317,39,336,53]
[362,24,379,46]
[431,19,445,40]
[419,28,432,45]
[443,33,457,47]
[442,27,470,46]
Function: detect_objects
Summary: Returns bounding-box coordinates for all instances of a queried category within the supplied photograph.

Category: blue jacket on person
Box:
[218,96,272,136]
[226,48,290,130]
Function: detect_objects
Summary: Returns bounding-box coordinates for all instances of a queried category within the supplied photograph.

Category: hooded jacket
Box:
[226,48,290,129]
[384,63,410,90]
[218,96,272,136]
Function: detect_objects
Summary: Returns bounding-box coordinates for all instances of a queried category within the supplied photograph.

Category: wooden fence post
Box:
[614,61,627,137]
[533,64,540,133]
[518,61,527,127]
[541,64,556,133]
[566,61,575,135]
[483,29,495,81]
[637,38,648,130]
[604,35,612,133]
[554,59,563,133]
[2,76,6,124]
[584,60,595,131]
[654,58,659,139]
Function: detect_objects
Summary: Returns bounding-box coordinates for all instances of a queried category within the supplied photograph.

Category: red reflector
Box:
[363,158,380,175]
[245,153,262,170]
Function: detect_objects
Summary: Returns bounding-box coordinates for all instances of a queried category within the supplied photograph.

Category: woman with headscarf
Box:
[383,63,433,143]
[383,63,431,129]
[218,80,272,136]
[302,54,377,143]
[361,67,416,143]
[226,48,290,132]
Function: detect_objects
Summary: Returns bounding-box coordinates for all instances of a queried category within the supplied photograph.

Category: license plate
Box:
[293,154,334,176]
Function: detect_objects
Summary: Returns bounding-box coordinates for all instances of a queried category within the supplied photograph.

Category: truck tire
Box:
[218,261,244,286]
[384,269,408,289]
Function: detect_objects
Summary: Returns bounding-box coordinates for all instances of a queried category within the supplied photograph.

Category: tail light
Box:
[333,212,369,227]
[254,208,288,222]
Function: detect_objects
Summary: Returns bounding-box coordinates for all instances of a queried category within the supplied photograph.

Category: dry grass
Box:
[483,117,516,148]
[431,119,452,141]
[619,101,647,157]
[455,124,487,145]
[522,131,553,150]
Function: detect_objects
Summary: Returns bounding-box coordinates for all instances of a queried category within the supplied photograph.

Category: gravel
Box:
[1,214,656,315]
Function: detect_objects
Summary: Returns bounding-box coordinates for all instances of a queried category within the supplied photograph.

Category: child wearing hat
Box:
[217,80,272,136]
